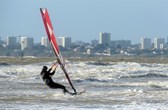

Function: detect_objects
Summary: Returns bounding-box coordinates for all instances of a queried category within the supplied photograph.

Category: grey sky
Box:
[1,0,168,44]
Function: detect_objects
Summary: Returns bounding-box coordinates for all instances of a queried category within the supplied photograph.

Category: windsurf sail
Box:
[40,8,77,93]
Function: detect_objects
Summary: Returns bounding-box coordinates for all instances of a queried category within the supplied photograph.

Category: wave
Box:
[147,81,168,90]
[120,73,168,79]
[75,78,109,83]
[86,61,112,66]
[0,63,10,66]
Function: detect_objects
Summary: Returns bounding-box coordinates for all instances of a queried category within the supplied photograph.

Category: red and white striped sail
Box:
[40,8,76,93]
[40,8,60,56]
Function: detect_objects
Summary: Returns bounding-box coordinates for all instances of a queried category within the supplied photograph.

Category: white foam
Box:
[1,62,168,109]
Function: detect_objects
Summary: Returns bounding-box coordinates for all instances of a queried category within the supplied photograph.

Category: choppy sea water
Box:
[0,61,168,110]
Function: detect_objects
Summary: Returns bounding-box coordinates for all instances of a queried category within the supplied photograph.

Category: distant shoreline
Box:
[0,56,168,65]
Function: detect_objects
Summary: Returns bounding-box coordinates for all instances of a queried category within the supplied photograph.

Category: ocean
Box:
[0,61,168,110]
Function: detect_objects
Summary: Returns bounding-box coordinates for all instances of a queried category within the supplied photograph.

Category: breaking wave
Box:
[120,73,168,79]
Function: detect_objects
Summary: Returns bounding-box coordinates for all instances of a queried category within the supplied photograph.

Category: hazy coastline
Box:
[0,56,168,65]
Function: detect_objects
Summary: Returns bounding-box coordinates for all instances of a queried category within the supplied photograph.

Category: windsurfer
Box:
[40,64,72,95]
[40,8,81,95]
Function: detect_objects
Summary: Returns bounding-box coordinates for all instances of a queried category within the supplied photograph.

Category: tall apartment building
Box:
[64,37,71,48]
[6,36,17,46]
[99,32,111,45]
[154,37,165,49]
[57,37,71,48]
[41,37,50,47]
[21,37,34,50]
[140,38,151,49]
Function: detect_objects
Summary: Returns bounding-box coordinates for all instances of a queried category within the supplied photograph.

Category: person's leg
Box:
[49,82,65,89]
[55,83,70,94]
[48,81,75,95]
[49,82,70,94]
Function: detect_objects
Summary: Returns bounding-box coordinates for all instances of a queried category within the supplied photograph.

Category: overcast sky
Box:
[1,0,168,44]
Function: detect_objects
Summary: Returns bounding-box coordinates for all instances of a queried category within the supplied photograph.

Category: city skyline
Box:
[2,35,168,47]
[2,35,168,58]
[1,0,168,44]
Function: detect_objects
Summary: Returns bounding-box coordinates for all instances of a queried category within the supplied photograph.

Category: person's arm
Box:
[47,68,54,75]
[48,65,58,75]
[50,70,55,75]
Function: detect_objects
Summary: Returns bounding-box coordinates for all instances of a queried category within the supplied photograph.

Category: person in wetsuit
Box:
[40,65,71,94]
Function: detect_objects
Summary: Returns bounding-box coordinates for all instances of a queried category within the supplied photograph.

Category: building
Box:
[99,32,111,45]
[57,37,71,48]
[6,36,17,46]
[154,37,165,49]
[21,37,34,50]
[41,37,50,47]
[0,37,4,46]
[115,40,131,48]
[0,37,1,45]
[140,38,151,49]
[91,39,98,46]
[64,37,71,48]
[57,37,64,47]
[86,49,91,54]
[74,41,85,46]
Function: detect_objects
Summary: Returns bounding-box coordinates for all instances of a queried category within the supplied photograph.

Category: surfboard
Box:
[69,89,86,95]
[76,89,86,95]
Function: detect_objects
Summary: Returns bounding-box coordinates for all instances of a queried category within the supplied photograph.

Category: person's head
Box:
[42,66,48,72]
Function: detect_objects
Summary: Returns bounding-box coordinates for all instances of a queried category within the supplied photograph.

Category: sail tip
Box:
[40,8,47,14]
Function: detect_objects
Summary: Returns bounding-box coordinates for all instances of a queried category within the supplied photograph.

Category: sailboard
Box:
[40,8,85,95]
[69,89,86,95]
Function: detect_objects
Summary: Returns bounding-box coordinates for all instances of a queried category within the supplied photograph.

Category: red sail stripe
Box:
[40,8,60,55]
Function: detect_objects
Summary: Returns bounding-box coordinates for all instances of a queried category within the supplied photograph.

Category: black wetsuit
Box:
[40,67,67,92]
